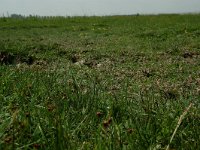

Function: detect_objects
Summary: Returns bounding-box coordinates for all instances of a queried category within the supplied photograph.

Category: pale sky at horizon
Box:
[0,0,200,16]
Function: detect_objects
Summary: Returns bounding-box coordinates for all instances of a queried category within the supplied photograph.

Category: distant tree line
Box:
[0,13,69,19]
[10,14,25,18]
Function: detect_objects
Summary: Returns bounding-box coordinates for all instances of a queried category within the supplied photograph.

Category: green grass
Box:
[0,14,200,150]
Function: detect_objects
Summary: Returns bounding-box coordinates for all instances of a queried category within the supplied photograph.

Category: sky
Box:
[0,0,200,16]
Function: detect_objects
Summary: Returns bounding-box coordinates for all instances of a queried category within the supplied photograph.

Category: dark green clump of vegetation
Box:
[0,14,200,150]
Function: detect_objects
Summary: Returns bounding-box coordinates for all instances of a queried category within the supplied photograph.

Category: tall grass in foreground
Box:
[0,65,199,149]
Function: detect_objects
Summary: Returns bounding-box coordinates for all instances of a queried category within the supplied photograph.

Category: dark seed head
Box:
[96,112,103,117]
[127,128,134,134]
[103,120,109,128]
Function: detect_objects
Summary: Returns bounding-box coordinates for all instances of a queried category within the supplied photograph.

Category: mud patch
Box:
[0,52,15,65]
[182,51,199,58]
[0,51,35,65]
[83,60,98,68]
[70,54,80,63]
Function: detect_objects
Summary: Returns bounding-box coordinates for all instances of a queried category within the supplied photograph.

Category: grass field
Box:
[0,14,200,149]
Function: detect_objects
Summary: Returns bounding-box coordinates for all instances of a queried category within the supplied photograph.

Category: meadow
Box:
[0,14,200,149]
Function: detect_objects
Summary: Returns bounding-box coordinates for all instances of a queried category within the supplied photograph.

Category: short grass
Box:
[0,14,200,150]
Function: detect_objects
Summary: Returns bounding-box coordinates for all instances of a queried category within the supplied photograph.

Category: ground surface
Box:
[0,14,200,149]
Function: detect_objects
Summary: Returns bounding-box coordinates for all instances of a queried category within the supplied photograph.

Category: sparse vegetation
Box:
[0,14,200,150]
